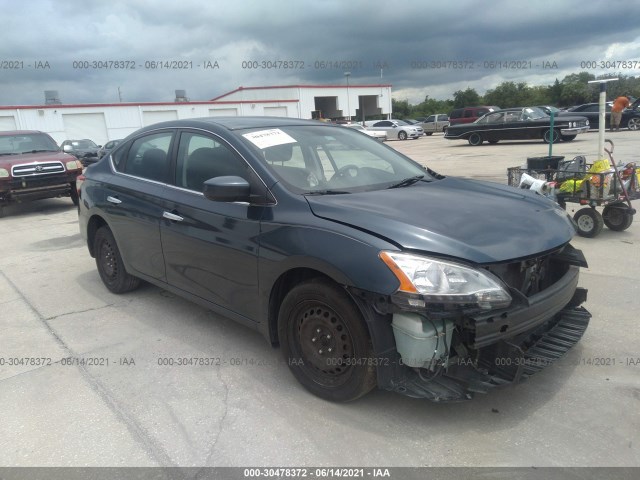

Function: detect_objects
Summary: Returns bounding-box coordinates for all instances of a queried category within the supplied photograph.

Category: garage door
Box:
[62,113,108,145]
[142,110,178,126]
[0,115,18,131]
[264,107,288,117]
[208,108,238,116]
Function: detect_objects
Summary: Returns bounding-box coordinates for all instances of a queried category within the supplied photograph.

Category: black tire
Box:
[425,132,433,136]
[278,278,377,402]
[627,117,640,131]
[543,128,560,143]
[573,207,604,238]
[602,205,634,231]
[561,135,577,142]
[398,131,408,140]
[70,182,79,206]
[94,226,141,293]
[488,139,499,144]
[468,133,483,146]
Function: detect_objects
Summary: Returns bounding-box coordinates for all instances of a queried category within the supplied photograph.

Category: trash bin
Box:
[527,155,564,170]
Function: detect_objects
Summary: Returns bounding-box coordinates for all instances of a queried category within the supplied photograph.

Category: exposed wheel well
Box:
[268,268,337,346]
[86,215,108,257]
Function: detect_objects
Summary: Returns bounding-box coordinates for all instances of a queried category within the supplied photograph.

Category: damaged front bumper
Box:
[351,244,591,402]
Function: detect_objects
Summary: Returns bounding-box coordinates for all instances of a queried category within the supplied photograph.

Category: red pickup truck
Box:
[0,130,84,216]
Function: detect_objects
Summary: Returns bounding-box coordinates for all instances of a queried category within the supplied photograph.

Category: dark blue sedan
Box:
[78,117,591,402]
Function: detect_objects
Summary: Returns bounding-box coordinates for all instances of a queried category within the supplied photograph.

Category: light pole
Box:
[344,72,351,122]
[588,78,618,159]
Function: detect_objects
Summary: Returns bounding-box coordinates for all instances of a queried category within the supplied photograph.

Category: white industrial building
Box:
[0,84,393,146]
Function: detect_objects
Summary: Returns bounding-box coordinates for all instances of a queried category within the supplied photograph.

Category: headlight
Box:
[65,160,82,170]
[379,251,512,310]
[0,168,9,178]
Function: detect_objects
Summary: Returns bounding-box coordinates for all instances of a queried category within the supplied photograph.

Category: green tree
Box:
[392,99,411,118]
[452,88,481,108]
[559,72,596,106]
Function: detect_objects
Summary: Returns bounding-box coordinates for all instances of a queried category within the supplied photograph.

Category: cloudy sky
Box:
[2,0,640,106]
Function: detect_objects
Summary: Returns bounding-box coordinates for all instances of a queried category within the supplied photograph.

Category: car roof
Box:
[0,130,45,136]
[136,116,328,134]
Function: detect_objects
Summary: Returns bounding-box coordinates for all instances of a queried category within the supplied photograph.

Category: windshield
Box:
[72,140,98,148]
[238,125,430,194]
[0,133,59,155]
[521,107,547,120]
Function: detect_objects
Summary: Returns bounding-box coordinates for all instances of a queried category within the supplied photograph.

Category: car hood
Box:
[305,178,575,264]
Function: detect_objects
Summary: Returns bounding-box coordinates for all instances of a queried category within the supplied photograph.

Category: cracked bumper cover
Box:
[355,257,591,402]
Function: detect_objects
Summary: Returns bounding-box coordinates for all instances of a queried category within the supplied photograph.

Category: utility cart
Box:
[508,140,639,238]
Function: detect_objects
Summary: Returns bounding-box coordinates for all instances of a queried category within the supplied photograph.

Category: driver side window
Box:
[175,132,249,192]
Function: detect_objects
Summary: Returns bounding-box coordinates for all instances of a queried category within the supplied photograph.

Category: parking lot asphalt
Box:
[1,130,638,468]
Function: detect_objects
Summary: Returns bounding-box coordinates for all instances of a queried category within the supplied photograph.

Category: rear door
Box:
[101,130,175,281]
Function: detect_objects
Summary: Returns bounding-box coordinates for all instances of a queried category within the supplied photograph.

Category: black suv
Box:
[61,139,101,166]
[78,117,591,402]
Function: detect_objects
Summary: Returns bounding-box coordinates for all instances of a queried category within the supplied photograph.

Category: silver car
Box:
[342,123,387,141]
[421,114,450,135]
[364,119,423,140]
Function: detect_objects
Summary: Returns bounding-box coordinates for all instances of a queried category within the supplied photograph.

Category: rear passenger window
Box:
[123,132,173,182]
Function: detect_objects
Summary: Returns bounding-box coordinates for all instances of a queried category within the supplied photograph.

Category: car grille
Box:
[11,161,65,177]
[484,251,562,298]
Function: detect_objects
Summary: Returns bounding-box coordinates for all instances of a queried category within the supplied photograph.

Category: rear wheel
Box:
[278,279,377,402]
[398,131,408,140]
[573,207,604,238]
[627,117,640,130]
[561,135,577,142]
[603,205,634,231]
[94,226,141,293]
[468,133,483,146]
[425,132,433,136]
[543,128,560,143]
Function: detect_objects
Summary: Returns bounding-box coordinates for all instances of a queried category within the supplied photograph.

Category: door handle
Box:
[162,211,184,222]
[107,196,122,204]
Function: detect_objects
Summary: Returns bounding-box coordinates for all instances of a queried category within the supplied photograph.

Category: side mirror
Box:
[63,145,72,152]
[203,176,251,203]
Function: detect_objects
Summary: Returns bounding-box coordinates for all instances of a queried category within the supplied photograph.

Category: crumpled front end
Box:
[361,243,591,402]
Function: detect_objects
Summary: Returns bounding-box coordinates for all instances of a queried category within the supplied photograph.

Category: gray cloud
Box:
[1,0,639,105]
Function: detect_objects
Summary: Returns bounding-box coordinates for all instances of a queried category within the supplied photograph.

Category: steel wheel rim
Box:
[99,239,118,279]
[577,214,594,232]
[295,302,354,384]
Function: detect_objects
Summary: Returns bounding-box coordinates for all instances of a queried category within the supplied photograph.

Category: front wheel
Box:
[602,205,634,231]
[573,207,604,238]
[543,129,560,143]
[468,133,483,146]
[398,131,408,140]
[94,226,141,293]
[627,117,640,130]
[278,279,377,402]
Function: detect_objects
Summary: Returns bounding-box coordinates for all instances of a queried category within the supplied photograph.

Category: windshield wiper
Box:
[305,189,351,195]
[22,149,56,154]
[387,175,424,189]
[0,152,19,156]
